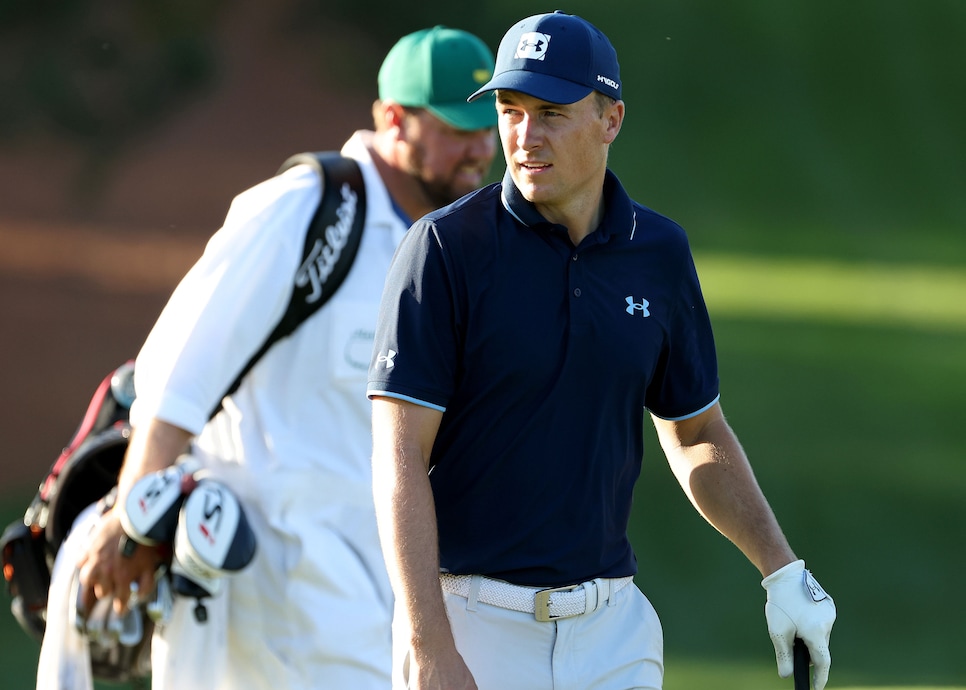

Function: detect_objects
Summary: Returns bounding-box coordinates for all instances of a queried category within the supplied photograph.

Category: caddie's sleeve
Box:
[132,166,320,433]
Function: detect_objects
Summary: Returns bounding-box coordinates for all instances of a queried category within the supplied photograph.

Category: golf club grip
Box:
[793,637,810,689]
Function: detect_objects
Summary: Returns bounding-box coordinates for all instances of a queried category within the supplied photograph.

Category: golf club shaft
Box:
[793,637,810,690]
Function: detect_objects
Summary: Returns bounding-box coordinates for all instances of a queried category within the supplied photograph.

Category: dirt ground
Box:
[0,1,377,498]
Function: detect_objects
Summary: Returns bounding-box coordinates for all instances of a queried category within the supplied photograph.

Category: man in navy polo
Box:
[368,11,836,690]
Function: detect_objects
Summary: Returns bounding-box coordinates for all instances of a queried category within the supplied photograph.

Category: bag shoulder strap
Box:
[209,152,366,419]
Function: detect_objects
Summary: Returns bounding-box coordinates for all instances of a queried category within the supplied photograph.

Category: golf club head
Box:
[145,566,173,624]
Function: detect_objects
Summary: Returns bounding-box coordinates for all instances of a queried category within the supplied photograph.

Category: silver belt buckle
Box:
[534,583,580,622]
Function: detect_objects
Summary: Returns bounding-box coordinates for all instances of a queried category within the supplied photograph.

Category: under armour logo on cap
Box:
[515,32,550,60]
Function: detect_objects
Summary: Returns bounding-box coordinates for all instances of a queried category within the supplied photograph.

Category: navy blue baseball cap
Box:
[468,11,621,105]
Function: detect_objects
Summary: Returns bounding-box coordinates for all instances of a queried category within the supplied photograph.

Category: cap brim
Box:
[427,94,497,131]
[468,70,593,105]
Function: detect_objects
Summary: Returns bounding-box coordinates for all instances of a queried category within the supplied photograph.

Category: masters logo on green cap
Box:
[378,26,496,132]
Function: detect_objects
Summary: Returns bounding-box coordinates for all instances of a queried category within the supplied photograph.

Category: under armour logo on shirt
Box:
[625,296,650,317]
[377,350,397,368]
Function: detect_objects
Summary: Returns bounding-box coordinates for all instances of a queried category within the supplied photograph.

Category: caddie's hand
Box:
[76,509,162,615]
[762,559,836,690]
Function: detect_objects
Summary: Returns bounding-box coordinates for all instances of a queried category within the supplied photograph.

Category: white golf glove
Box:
[762,559,835,689]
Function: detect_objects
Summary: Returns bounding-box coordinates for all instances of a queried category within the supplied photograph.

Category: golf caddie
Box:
[368,11,836,690]
[71,26,498,690]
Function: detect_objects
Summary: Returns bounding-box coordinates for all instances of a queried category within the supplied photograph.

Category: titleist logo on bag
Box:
[295,182,359,304]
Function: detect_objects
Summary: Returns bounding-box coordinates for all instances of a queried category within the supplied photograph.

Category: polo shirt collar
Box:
[500,168,635,240]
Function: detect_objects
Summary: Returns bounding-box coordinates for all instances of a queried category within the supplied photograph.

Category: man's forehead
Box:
[494,89,569,108]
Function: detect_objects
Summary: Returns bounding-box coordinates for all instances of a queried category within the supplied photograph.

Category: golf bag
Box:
[0,361,153,682]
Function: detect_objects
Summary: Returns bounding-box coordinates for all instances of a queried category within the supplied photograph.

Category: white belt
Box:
[439,573,634,622]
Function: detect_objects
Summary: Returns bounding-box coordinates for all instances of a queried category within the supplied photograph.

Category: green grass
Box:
[696,253,966,331]
[664,655,966,689]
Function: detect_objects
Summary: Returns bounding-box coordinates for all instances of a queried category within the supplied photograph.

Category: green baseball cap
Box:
[379,26,497,132]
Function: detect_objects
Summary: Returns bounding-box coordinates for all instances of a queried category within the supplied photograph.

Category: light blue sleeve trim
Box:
[367,389,446,413]
[648,394,720,422]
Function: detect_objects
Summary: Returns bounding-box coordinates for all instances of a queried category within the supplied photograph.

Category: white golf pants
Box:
[393,577,664,689]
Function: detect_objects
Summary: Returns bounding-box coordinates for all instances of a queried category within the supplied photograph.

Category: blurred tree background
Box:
[1,1,963,687]
[0,0,223,199]
[2,0,963,245]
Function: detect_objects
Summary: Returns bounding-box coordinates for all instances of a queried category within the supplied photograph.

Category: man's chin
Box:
[423,173,488,207]
[456,173,486,194]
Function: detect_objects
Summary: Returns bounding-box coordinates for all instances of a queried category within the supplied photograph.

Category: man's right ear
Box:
[380,101,407,131]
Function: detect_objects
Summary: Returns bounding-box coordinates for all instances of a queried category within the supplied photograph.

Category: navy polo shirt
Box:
[368,169,720,587]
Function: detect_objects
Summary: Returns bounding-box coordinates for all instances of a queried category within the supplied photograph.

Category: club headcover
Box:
[170,478,256,597]
[120,456,201,546]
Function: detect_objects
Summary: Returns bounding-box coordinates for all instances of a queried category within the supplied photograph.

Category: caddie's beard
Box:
[406,140,474,209]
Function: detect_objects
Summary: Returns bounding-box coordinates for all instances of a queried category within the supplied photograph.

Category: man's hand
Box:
[762,559,836,690]
[409,644,478,690]
[77,509,164,615]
